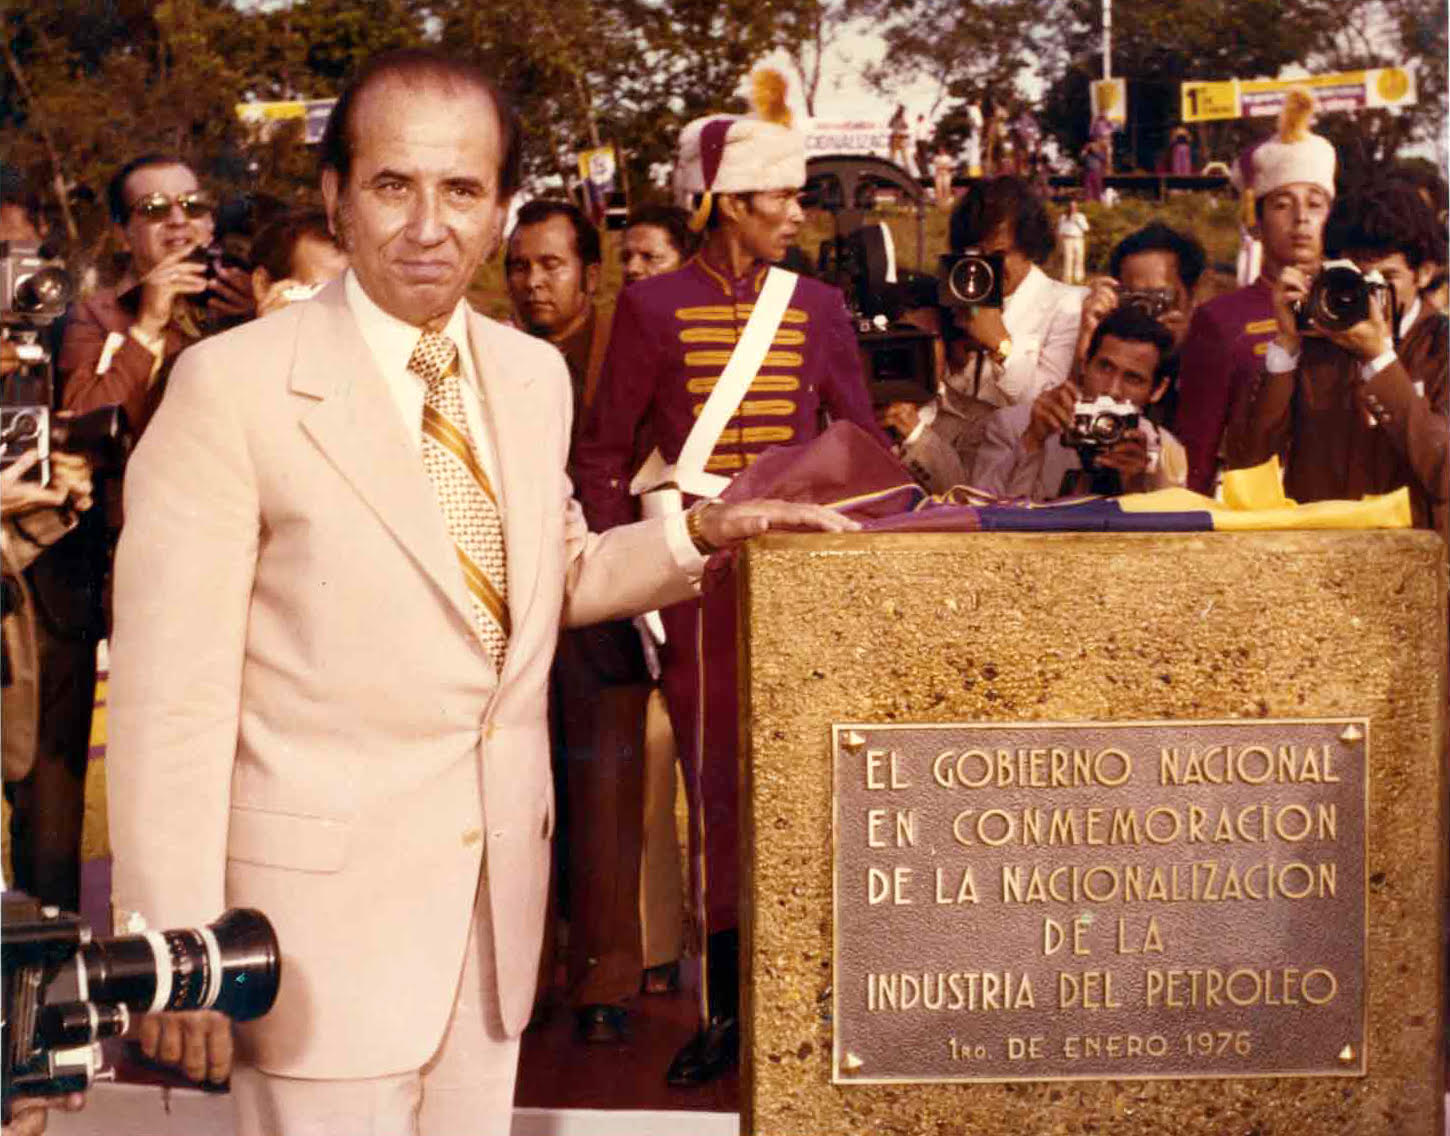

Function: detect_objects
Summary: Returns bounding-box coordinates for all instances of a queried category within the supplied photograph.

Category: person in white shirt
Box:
[891,178,1086,491]
[942,175,1086,409]
[1056,200,1090,285]
[971,305,1189,500]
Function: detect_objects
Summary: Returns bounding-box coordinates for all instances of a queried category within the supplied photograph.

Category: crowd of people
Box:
[1,45,1446,1136]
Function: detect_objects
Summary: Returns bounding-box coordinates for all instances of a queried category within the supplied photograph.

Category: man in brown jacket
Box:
[60,154,252,434]
[1223,180,1448,537]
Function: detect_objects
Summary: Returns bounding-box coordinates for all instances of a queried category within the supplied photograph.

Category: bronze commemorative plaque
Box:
[832,718,1368,1084]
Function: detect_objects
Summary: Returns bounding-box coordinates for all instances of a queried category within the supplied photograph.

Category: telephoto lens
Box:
[79,908,281,1021]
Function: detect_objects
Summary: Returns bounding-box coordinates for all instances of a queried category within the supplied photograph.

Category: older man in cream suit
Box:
[105,49,851,1136]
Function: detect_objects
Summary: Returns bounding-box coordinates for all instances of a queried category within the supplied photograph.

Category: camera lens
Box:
[1312,266,1370,332]
[14,267,74,314]
[78,908,280,1022]
[1091,413,1121,442]
[4,411,41,444]
[949,257,995,305]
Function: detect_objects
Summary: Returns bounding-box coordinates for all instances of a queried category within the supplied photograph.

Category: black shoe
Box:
[665,1017,739,1086]
[576,1004,629,1045]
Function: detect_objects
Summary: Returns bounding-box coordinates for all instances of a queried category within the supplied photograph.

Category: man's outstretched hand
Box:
[695,499,861,552]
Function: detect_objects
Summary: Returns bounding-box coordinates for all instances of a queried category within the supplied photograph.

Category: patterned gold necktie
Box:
[409,330,510,671]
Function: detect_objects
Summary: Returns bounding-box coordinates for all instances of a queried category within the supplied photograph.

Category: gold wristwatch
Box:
[993,336,1014,365]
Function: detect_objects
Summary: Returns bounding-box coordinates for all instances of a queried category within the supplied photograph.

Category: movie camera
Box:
[2,241,73,400]
[800,155,943,405]
[1,242,133,485]
[2,893,281,1121]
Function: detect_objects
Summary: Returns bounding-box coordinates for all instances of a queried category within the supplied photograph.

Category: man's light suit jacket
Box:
[106,280,698,1079]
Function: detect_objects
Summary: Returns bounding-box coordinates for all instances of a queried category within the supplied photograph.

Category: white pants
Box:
[232,869,521,1136]
[1061,235,1085,285]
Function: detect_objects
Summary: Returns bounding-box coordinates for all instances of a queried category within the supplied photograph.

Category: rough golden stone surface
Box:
[739,531,1446,1136]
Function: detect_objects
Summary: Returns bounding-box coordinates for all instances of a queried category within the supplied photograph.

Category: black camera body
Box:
[1,243,72,328]
[1294,259,1391,334]
[799,155,938,408]
[1,892,281,1121]
[3,242,75,412]
[937,249,1007,309]
[1062,395,1139,469]
[1118,287,1176,320]
[813,221,938,406]
[0,404,131,486]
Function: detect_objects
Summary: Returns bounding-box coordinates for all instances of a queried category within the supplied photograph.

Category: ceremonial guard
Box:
[572,70,889,1085]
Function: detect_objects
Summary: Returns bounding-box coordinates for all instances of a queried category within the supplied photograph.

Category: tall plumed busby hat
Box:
[674,66,806,232]
[1237,89,1337,210]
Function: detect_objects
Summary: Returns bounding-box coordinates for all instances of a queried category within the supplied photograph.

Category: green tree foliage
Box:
[3,0,266,251]
[1038,0,1338,173]
[1037,0,1445,182]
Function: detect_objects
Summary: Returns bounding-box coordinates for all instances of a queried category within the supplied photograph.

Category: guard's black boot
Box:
[666,930,740,1086]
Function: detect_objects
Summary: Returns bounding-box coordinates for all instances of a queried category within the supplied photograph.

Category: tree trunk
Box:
[0,31,79,247]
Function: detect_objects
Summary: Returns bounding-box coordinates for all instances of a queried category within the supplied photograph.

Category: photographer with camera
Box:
[1223,181,1448,534]
[1077,222,1206,357]
[888,176,1085,493]
[1075,221,1207,425]
[970,305,1188,500]
[941,175,1086,409]
[1174,90,1333,494]
[58,154,252,437]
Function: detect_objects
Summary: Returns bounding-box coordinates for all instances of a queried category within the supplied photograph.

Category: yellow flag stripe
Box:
[422,405,498,506]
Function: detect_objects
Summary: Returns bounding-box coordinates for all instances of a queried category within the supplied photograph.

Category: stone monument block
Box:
[739,530,1446,1136]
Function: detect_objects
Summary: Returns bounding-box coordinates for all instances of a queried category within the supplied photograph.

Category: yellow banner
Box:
[235,100,306,124]
[1090,79,1127,125]
[1181,80,1240,123]
[1180,67,1416,123]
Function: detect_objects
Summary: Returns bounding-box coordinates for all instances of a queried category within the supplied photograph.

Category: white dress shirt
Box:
[345,270,504,503]
[345,270,704,577]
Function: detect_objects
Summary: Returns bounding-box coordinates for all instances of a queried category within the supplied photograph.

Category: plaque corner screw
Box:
[840,1051,864,1073]
[1338,1044,1355,1063]
[842,730,867,750]
[1339,724,1364,744]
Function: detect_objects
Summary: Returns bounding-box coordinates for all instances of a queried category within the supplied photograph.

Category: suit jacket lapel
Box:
[291,283,479,640]
[467,310,544,679]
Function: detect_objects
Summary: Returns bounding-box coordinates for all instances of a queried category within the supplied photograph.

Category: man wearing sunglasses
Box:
[59,154,253,438]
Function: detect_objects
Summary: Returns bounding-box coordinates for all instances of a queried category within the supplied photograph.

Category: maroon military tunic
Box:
[573,252,887,936]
